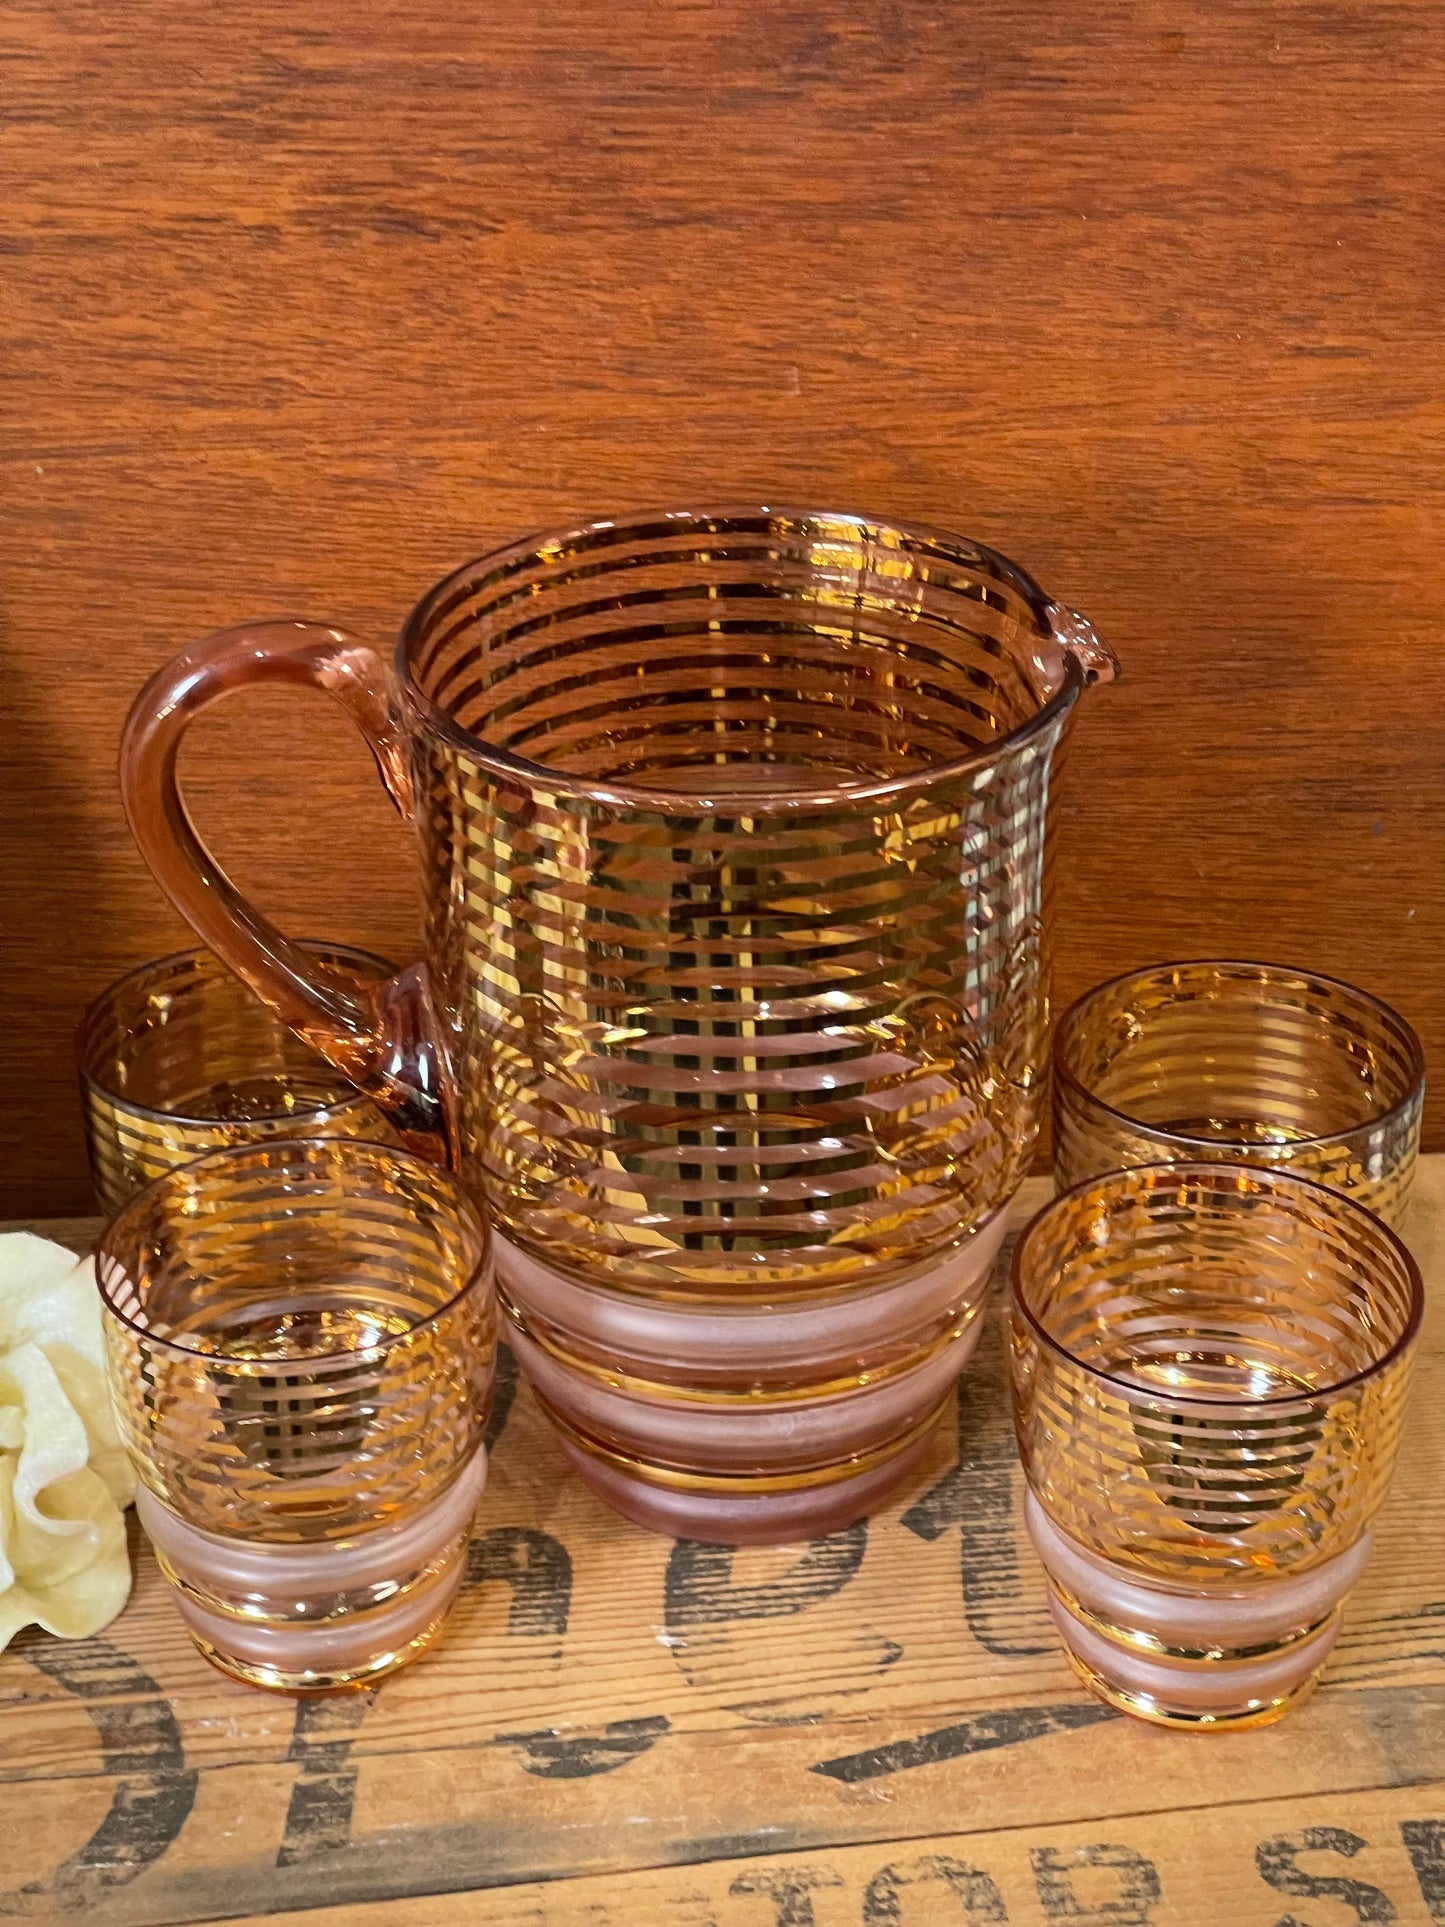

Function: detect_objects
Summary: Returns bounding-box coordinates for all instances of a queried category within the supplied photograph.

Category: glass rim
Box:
[78,939,393,1128]
[396,503,1088,815]
[1011,1158,1424,1406]
[95,1136,490,1366]
[1053,958,1426,1152]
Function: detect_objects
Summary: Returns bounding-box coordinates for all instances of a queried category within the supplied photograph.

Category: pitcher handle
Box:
[119,619,456,1167]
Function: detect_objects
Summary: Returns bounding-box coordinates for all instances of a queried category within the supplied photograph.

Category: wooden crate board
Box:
[246,1784,1445,1927]
[2,1170,1443,1924]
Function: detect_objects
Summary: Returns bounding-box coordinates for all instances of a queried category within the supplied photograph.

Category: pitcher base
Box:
[556,1416,940,1546]
[499,1215,1006,1546]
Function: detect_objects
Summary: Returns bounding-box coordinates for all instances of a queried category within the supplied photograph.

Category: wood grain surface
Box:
[1,1170,1442,1925]
[5,1,1445,1214]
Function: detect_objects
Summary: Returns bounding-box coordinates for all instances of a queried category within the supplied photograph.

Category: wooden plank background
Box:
[2,1171,1443,1924]
[5,0,1445,1215]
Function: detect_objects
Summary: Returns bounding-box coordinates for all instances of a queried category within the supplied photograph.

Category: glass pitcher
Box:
[121,507,1115,1544]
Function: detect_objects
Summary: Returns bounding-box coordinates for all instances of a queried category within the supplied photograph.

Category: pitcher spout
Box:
[1044,601,1119,687]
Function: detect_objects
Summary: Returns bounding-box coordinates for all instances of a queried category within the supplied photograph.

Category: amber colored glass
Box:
[119,507,1115,1543]
[79,943,400,1215]
[97,1139,495,1693]
[1011,1162,1420,1729]
[1053,962,1424,1227]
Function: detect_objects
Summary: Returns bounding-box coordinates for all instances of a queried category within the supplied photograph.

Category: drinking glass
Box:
[1053,962,1424,1226]
[97,1138,495,1694]
[79,943,399,1214]
[1011,1162,1421,1729]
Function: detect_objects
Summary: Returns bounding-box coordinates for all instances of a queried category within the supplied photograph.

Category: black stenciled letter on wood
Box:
[1401,1821,1445,1922]
[0,1635,197,1914]
[1030,1843,1162,1925]
[665,1525,868,1631]
[728,1863,845,1927]
[1255,1829,1397,1926]
[276,1692,379,1869]
[901,1276,1051,1659]
[863,1851,1009,1923]
[466,1527,573,1640]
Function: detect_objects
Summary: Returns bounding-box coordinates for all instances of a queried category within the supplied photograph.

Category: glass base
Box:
[136,1446,487,1696]
[192,1609,453,1696]
[1059,1643,1322,1732]
[1025,1492,1368,1731]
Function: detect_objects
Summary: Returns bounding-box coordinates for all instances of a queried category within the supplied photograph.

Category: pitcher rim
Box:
[396,503,1091,815]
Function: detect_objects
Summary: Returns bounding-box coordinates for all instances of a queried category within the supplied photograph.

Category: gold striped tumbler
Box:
[1012,1162,1420,1728]
[98,1138,495,1693]
[79,943,398,1214]
[1053,961,1424,1227]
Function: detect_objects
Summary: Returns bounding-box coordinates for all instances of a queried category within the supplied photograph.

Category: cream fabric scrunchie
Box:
[0,1231,135,1652]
